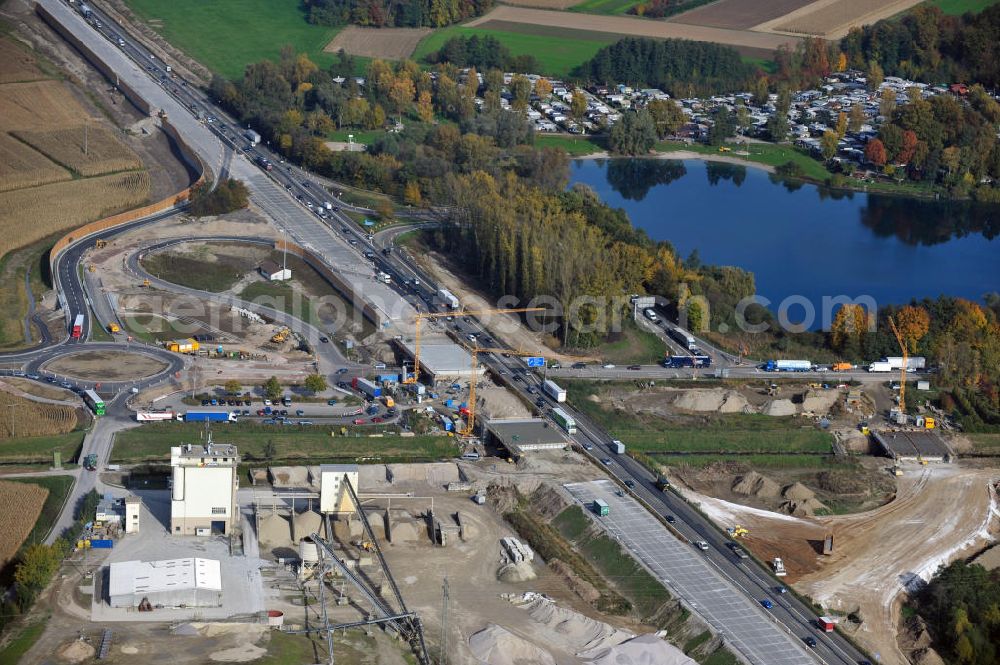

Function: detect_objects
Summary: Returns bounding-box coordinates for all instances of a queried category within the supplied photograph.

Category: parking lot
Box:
[564,480,817,665]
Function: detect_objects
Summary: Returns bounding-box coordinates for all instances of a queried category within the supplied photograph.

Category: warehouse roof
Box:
[109,558,222,597]
[398,341,483,379]
[486,418,567,453]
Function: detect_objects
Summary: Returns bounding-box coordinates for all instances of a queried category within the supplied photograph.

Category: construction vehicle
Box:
[165,338,199,353]
[728,525,749,538]
[88,264,96,273]
[832,362,852,371]
[352,540,375,552]
[772,557,787,576]
[95,239,107,248]
[270,327,291,344]
[404,308,544,385]
[718,146,732,152]
[107,323,120,334]
[141,278,150,287]
[924,416,936,429]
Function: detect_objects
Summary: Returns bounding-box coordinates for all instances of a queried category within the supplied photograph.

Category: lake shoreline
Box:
[574,150,777,173]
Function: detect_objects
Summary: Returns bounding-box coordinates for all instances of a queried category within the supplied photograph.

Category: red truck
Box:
[71,314,84,339]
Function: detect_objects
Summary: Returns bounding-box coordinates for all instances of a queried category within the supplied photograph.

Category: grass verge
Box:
[0,621,46,665]
[536,134,605,156]
[0,431,85,465]
[112,422,458,464]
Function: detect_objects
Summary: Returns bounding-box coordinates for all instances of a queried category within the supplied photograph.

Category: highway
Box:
[26,4,875,662]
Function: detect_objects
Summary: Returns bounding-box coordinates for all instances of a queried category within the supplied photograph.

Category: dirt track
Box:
[466,6,800,51]
[684,463,1000,665]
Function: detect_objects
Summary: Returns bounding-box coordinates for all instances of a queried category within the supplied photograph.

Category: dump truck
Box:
[592,499,609,516]
[107,323,121,334]
[166,338,199,353]
[831,362,852,371]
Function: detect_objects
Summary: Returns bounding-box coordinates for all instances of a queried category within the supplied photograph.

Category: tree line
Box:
[914,560,1000,665]
[426,35,539,74]
[305,0,493,28]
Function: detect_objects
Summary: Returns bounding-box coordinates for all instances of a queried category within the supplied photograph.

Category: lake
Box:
[570,158,999,319]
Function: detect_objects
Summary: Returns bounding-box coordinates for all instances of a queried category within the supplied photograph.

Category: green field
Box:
[570,0,638,14]
[125,0,342,79]
[412,25,613,78]
[926,0,1000,13]
[240,281,321,327]
[536,134,605,156]
[0,622,46,665]
[968,433,1000,452]
[112,422,458,464]
[8,476,75,544]
[595,318,670,365]
[0,431,85,465]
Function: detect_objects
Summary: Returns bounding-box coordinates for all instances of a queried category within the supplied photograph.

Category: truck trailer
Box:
[764,359,812,372]
[437,288,459,310]
[245,129,261,145]
[352,377,382,398]
[183,410,236,422]
[611,440,626,454]
[135,411,175,422]
[551,407,576,435]
[663,354,712,368]
[592,499,609,516]
[542,380,567,403]
[71,314,84,339]
[884,356,926,370]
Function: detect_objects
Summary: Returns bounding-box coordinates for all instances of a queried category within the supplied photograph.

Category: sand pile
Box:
[387,514,420,543]
[763,399,797,416]
[58,641,95,664]
[468,624,556,665]
[732,471,781,498]
[365,510,387,539]
[257,513,292,546]
[801,389,840,414]
[673,389,749,413]
[783,482,815,501]
[292,510,322,541]
[520,593,632,654]
[498,561,537,583]
[580,633,697,665]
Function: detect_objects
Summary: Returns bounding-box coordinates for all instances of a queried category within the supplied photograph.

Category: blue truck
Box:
[763,359,812,372]
[184,410,236,422]
[663,354,712,368]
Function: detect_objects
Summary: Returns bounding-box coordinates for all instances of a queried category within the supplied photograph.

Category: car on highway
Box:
[534,397,545,407]
[296,409,305,416]
[527,386,537,394]
[336,368,349,374]
[27,374,40,380]
[261,419,277,425]
[327,399,338,406]
[803,637,817,648]
[665,515,676,524]
[760,599,774,609]
[600,458,612,465]
[319,336,329,343]
[694,541,709,551]
[602,363,616,369]
[571,362,587,369]
[627,365,641,370]
[775,586,787,594]
[624,479,635,488]
[582,443,593,450]
[298,420,313,425]
[353,418,366,425]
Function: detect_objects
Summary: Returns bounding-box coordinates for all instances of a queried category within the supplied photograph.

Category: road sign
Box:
[526,357,545,368]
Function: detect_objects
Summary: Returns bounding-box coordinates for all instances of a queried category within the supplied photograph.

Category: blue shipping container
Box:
[90,539,114,549]
[378,374,399,383]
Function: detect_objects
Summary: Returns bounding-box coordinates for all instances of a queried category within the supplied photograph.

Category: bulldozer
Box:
[270,327,291,344]
[95,239,107,249]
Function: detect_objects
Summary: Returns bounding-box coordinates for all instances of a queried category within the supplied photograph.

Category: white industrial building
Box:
[319,464,359,514]
[109,558,222,608]
[170,441,239,535]
[124,496,141,534]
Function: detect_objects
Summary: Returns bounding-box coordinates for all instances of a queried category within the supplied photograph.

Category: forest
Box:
[578,37,758,97]
[914,561,1000,665]
[304,0,493,28]
[426,35,539,73]
[841,4,1000,89]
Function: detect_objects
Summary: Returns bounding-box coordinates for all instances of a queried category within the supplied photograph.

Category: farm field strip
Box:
[669,0,817,30]
[465,6,800,51]
[324,26,431,59]
[0,480,48,566]
[14,127,143,177]
[0,80,87,132]
[0,171,150,259]
[0,39,47,84]
[0,133,71,192]
[758,0,927,37]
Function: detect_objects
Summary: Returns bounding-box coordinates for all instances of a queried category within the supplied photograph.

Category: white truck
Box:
[244,129,261,146]
[135,411,176,422]
[542,380,567,403]
[438,288,459,310]
[612,440,626,454]
[868,361,894,372]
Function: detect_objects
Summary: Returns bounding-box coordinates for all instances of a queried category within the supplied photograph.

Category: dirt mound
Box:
[779,497,828,516]
[257,513,291,546]
[531,485,570,520]
[549,559,600,603]
[487,484,520,514]
[521,593,632,653]
[58,641,95,664]
[468,624,556,665]
[783,482,816,501]
[913,648,946,665]
[673,388,750,413]
[292,510,322,541]
[732,471,781,498]
[498,561,537,583]
[763,399,797,416]
[801,389,840,414]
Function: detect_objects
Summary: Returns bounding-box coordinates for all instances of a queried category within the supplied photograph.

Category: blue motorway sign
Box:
[525,356,545,368]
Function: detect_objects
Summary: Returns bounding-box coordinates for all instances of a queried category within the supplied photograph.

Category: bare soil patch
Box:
[44,350,168,381]
[466,6,800,51]
[324,26,432,59]
[670,0,816,30]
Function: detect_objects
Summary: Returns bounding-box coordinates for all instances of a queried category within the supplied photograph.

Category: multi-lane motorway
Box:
[26,3,878,662]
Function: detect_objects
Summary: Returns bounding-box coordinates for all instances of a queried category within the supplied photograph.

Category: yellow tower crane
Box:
[403,308,544,385]
[459,346,537,437]
[888,315,908,424]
